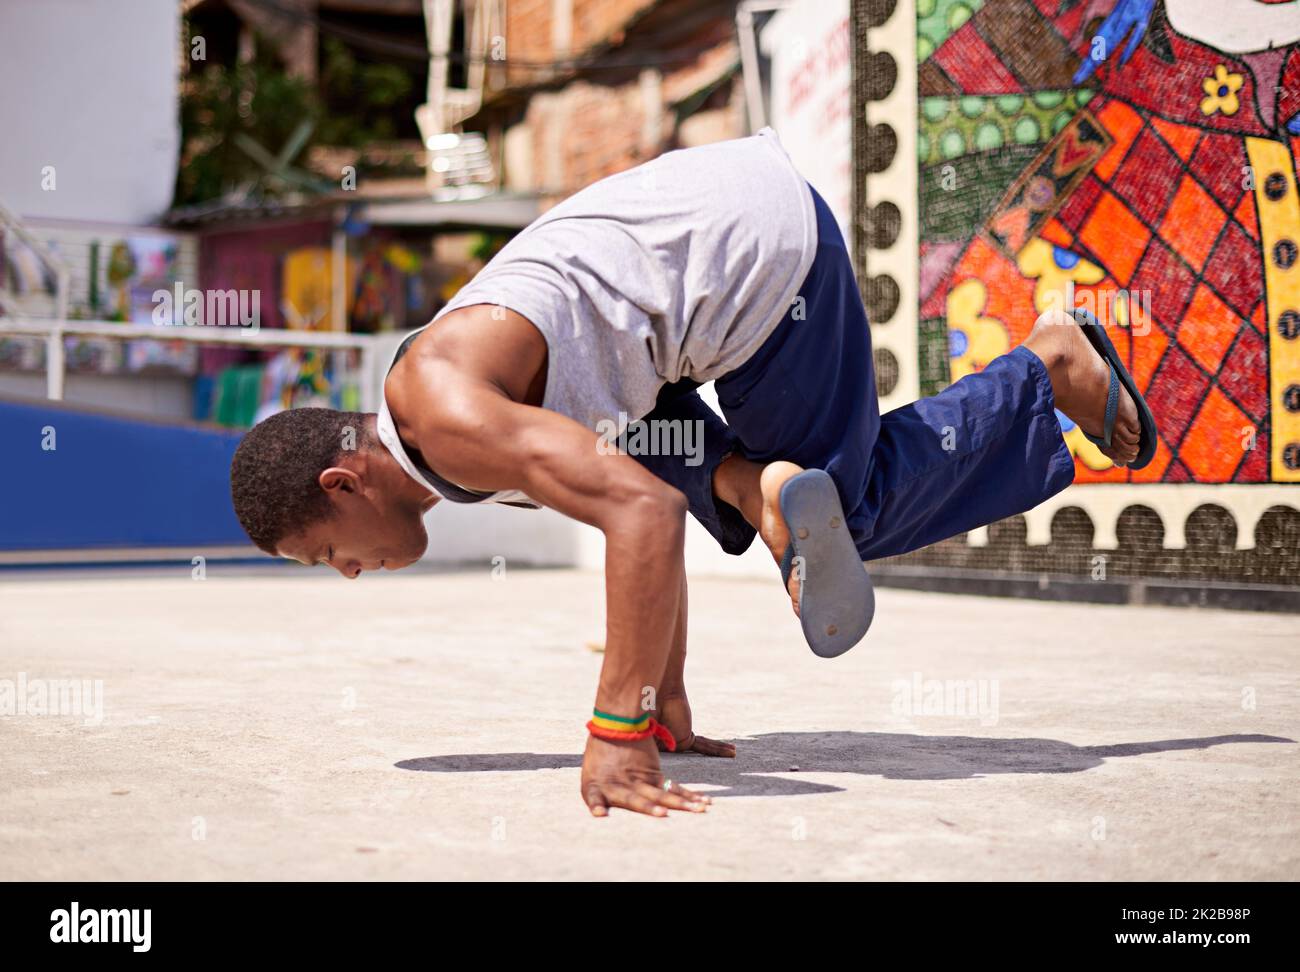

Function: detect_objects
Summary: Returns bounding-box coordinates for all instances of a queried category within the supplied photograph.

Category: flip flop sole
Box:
[779,469,874,658]
[1073,308,1159,470]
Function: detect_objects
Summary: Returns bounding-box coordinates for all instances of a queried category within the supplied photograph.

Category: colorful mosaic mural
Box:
[916,0,1300,483]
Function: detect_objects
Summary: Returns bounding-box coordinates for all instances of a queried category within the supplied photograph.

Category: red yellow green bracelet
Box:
[587,708,676,751]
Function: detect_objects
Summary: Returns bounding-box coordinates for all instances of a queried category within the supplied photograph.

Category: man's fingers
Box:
[602,784,669,817]
[666,780,711,804]
[589,781,710,816]
[688,735,736,758]
[583,783,610,817]
[634,780,708,812]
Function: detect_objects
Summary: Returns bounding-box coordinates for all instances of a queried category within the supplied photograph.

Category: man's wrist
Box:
[589,707,651,732]
[586,707,676,751]
[594,684,658,719]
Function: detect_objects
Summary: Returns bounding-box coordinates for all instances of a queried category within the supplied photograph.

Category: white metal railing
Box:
[0,317,389,412]
[1,198,392,411]
[0,200,72,397]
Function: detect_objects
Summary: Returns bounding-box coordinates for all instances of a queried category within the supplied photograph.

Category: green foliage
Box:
[176,33,321,206]
[317,38,414,146]
[470,232,509,263]
[175,26,418,206]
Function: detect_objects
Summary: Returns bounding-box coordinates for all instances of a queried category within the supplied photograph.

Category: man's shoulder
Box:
[385,309,546,427]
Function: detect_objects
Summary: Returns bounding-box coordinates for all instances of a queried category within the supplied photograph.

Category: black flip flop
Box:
[1072,308,1158,470]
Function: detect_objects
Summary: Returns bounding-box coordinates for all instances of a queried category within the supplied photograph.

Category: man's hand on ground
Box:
[581,734,712,817]
[655,694,737,758]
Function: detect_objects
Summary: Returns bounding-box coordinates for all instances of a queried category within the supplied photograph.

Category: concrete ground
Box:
[1,565,1296,881]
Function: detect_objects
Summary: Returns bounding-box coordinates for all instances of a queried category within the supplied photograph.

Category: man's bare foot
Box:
[712,455,804,616]
[758,461,804,616]
[1022,309,1142,466]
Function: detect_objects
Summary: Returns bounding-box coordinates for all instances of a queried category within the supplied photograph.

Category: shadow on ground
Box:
[396,731,1294,798]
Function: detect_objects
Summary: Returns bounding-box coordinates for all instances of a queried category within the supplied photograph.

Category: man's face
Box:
[275,467,431,578]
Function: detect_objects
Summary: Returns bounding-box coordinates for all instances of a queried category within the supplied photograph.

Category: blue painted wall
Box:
[0,398,251,551]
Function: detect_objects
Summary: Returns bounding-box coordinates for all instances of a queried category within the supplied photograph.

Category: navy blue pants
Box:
[633,186,1076,560]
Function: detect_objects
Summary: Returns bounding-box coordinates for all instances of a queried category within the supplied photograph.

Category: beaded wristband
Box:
[587,708,676,752]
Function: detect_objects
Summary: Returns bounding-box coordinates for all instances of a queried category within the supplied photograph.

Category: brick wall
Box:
[502,0,657,88]
[493,0,742,200]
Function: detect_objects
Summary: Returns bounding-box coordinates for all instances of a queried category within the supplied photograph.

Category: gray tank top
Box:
[377,127,817,506]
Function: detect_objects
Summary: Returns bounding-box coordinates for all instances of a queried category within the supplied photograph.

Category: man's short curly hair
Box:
[230,408,373,554]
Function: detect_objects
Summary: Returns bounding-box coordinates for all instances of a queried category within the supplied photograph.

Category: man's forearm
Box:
[594,494,687,719]
[658,572,689,700]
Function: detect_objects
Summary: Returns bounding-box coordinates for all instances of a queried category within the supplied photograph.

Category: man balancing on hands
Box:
[230,128,1157,818]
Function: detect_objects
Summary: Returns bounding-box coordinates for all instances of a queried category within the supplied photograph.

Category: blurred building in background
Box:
[1,0,1296,603]
[468,0,746,199]
[0,0,543,433]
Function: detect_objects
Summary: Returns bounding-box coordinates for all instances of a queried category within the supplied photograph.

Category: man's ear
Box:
[318,466,363,496]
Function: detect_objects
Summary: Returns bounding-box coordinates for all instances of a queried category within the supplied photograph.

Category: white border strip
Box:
[864,0,919,410]
[0,545,262,566]
[967,484,1300,551]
